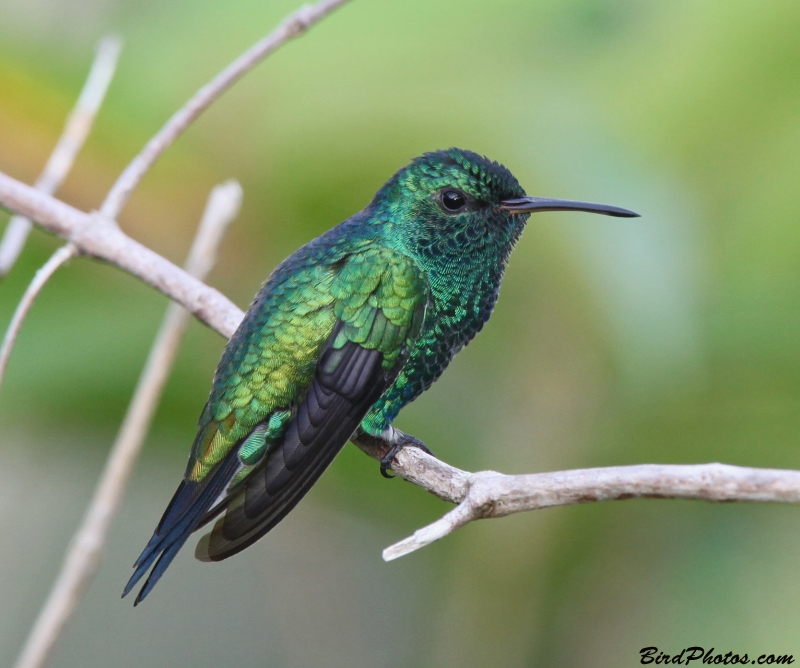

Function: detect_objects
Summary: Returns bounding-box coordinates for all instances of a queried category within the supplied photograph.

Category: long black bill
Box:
[500,196,640,218]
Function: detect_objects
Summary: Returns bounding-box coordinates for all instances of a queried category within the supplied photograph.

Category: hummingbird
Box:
[123,148,638,604]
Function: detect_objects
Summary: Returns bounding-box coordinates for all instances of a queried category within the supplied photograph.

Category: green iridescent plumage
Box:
[124,148,638,604]
[187,245,426,482]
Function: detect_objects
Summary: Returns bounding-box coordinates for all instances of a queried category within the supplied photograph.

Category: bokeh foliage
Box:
[1,0,800,665]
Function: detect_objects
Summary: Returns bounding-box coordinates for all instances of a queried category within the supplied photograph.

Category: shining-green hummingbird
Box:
[123,148,638,604]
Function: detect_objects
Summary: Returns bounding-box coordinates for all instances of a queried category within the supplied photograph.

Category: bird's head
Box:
[369,148,638,266]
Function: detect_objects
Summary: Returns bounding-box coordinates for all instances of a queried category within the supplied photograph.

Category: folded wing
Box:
[124,245,427,603]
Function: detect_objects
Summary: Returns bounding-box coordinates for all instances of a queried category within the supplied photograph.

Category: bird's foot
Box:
[379,428,434,479]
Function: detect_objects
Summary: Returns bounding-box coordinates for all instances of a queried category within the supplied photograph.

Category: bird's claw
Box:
[379,433,434,479]
[380,451,397,479]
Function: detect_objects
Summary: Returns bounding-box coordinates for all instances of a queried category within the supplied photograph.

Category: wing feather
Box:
[196,336,390,561]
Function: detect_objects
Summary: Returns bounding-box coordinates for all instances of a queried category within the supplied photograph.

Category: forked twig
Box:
[0,171,244,338]
[0,36,121,277]
[13,182,242,668]
[0,0,355,338]
[355,438,800,560]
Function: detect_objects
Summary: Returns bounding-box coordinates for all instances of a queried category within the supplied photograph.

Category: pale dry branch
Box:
[0,35,121,277]
[355,436,800,560]
[99,0,351,221]
[0,244,79,391]
[0,170,244,337]
[13,181,242,668]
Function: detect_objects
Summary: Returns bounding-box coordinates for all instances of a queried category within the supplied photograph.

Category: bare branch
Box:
[355,437,800,560]
[0,244,79,391]
[0,170,245,337]
[99,0,351,221]
[13,181,242,668]
[0,36,121,277]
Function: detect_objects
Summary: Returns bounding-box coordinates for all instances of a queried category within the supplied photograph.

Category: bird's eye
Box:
[441,190,467,212]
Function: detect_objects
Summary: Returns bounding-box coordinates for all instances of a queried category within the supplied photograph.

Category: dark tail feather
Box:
[196,342,388,562]
[132,533,194,605]
[122,499,203,601]
[130,479,191,571]
[122,452,239,604]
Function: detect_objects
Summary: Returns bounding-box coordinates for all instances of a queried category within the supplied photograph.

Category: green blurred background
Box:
[2,0,800,665]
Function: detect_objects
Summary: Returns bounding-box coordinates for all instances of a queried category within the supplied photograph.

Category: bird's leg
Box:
[375,426,435,479]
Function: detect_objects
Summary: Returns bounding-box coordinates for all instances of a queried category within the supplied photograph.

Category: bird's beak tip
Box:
[501,196,640,219]
[611,209,641,219]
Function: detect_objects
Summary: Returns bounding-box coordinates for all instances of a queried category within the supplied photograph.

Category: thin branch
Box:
[0,244,79,391]
[354,437,800,560]
[99,0,351,221]
[13,181,242,668]
[0,170,244,338]
[0,35,121,278]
